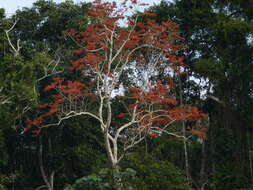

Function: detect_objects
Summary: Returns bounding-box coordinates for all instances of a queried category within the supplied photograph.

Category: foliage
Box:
[0,184,6,190]
[126,152,192,190]
[64,168,136,190]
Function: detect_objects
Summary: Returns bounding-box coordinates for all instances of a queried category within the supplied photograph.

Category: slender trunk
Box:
[104,134,123,190]
[199,116,209,190]
[38,136,54,190]
[103,134,123,190]
[210,119,216,190]
[104,134,115,166]
[178,74,191,184]
[183,122,191,184]
[247,126,253,181]
[199,139,206,189]
[102,96,123,190]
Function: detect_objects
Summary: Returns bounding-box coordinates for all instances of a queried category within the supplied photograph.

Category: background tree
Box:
[0,2,92,189]
[151,0,253,189]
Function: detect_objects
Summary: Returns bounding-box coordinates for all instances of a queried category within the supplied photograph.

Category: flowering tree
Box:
[26,0,207,170]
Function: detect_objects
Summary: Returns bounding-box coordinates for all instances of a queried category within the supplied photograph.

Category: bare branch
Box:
[206,95,226,107]
[115,120,137,140]
[37,52,63,82]
[123,136,145,152]
[0,96,12,105]
[43,111,105,130]
[5,19,21,57]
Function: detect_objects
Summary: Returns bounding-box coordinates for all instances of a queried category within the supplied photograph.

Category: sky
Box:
[0,0,163,15]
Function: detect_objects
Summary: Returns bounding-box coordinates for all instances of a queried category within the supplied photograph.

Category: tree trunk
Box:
[199,139,206,190]
[210,119,216,190]
[38,136,54,190]
[183,123,191,184]
[247,126,253,181]
[199,117,209,190]
[178,74,191,184]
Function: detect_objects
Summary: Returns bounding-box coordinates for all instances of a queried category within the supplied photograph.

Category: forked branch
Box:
[5,19,21,57]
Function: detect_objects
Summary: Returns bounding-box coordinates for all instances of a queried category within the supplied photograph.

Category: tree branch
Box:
[5,19,21,57]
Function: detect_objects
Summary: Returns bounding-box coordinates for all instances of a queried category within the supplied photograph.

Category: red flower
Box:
[116,113,125,118]
[150,133,159,137]
[35,104,49,109]
[23,127,30,133]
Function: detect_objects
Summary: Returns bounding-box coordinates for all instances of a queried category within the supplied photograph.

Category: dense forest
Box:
[0,0,253,189]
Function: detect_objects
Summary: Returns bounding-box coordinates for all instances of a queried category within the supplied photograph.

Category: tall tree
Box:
[26,2,207,190]
[151,0,253,189]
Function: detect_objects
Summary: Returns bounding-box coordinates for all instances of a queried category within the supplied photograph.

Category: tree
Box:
[151,0,253,189]
[14,0,91,56]
[26,0,207,184]
[0,3,91,189]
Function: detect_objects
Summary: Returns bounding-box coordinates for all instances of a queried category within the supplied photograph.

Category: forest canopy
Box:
[0,0,253,190]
